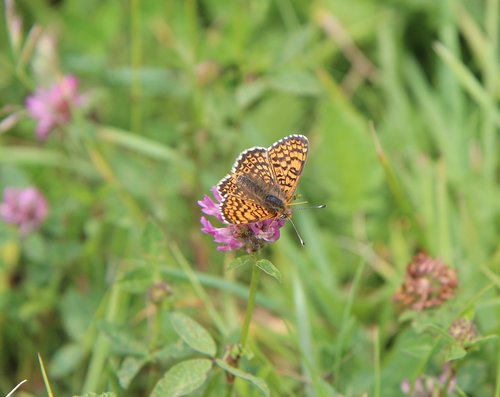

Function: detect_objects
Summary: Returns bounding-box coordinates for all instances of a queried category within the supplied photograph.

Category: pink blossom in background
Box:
[198,186,285,253]
[25,75,82,140]
[401,363,456,397]
[0,187,48,236]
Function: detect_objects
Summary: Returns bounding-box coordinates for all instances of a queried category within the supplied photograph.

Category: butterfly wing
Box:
[217,147,276,198]
[220,194,274,224]
[268,134,308,201]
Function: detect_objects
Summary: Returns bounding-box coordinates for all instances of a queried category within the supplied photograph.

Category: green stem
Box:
[226,258,261,397]
[37,353,53,397]
[484,0,498,186]
[369,122,427,248]
[82,282,124,392]
[171,243,228,336]
[373,327,381,397]
[495,338,500,397]
[130,0,142,134]
[239,262,261,348]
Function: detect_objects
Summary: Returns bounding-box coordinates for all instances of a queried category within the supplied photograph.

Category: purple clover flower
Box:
[198,187,285,253]
[401,363,456,397]
[25,75,82,140]
[0,187,48,236]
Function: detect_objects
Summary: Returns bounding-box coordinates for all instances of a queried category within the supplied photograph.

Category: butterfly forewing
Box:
[268,135,308,201]
[217,147,276,199]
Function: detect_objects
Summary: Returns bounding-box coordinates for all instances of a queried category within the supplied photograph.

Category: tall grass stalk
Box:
[82,283,124,393]
[239,261,261,349]
[130,0,143,134]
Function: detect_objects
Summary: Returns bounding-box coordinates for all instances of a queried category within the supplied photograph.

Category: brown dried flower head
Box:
[394,252,458,311]
[448,318,478,343]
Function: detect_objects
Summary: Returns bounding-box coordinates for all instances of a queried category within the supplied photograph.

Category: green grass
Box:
[0,0,499,396]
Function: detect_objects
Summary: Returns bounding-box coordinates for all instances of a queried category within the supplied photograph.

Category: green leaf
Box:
[100,322,148,356]
[171,312,217,356]
[151,341,193,362]
[256,259,282,283]
[97,126,182,163]
[60,288,99,342]
[117,266,154,293]
[49,343,86,378]
[242,93,303,140]
[117,356,148,389]
[268,70,321,96]
[466,334,498,347]
[76,393,116,397]
[314,73,383,215]
[215,359,270,397]
[445,342,467,361]
[141,221,165,256]
[0,147,96,178]
[433,42,500,126]
[105,67,189,97]
[227,255,255,271]
[236,80,268,108]
[150,359,212,397]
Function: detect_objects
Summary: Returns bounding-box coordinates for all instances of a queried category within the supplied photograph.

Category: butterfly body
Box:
[235,174,289,216]
[217,135,308,225]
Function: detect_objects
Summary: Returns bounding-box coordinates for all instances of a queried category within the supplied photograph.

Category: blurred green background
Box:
[0,0,499,396]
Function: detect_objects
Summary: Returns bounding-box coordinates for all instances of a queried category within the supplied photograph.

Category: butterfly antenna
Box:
[287,204,326,246]
[288,217,305,246]
[293,204,327,211]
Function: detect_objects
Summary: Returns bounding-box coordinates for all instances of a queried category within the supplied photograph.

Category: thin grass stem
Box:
[373,327,381,397]
[37,353,53,397]
[239,260,261,349]
[82,283,124,392]
[6,379,27,397]
[171,243,229,336]
[130,0,142,134]
[369,122,427,247]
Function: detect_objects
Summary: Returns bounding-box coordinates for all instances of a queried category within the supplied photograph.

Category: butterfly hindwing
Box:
[220,194,274,224]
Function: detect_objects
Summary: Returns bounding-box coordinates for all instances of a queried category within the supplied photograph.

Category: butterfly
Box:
[216,134,309,225]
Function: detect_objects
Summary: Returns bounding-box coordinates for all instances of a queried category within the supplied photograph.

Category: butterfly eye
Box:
[264,194,285,211]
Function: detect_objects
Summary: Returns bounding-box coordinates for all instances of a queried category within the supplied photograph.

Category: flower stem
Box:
[240,262,261,348]
[226,259,261,397]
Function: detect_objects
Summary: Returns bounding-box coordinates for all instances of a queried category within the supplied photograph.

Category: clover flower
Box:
[25,75,82,140]
[198,187,285,253]
[0,187,48,236]
[448,318,478,344]
[394,252,458,311]
[401,363,456,397]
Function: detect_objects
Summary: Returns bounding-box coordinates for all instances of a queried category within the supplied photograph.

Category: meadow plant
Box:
[401,363,456,397]
[0,186,48,236]
[198,184,287,394]
[394,253,458,311]
[25,75,82,140]
[448,318,478,344]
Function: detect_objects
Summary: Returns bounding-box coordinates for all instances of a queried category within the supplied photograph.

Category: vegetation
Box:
[0,1,498,396]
